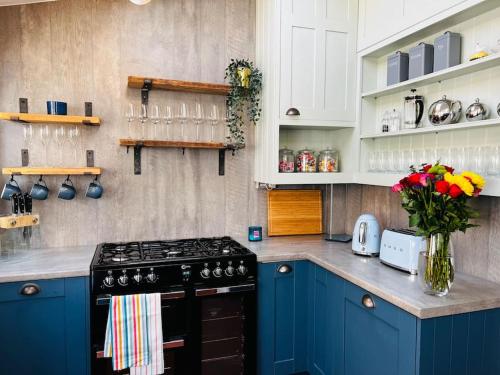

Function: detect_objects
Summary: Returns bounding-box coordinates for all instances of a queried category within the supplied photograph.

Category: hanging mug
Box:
[1,176,21,201]
[58,176,76,200]
[30,176,49,201]
[85,177,103,199]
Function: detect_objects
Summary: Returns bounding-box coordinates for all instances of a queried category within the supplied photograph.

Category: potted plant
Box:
[392,162,485,296]
[224,59,262,146]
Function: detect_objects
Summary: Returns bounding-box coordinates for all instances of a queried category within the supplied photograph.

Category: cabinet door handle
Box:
[285,107,300,116]
[277,264,293,274]
[19,283,41,296]
[362,294,375,309]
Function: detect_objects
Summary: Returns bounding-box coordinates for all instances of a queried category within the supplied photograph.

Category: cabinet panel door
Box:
[258,261,309,375]
[402,0,467,29]
[280,0,357,122]
[342,282,417,375]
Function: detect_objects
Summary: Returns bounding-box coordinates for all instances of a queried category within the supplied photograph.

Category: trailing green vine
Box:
[224,59,262,146]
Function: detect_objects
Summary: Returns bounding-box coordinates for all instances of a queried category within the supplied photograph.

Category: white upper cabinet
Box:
[279,0,358,124]
[357,0,467,51]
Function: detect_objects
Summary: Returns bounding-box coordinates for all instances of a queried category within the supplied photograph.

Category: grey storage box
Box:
[434,31,461,71]
[387,51,409,86]
[409,43,434,79]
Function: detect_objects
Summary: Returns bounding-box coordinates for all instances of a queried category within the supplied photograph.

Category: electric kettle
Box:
[403,89,424,129]
[352,214,381,256]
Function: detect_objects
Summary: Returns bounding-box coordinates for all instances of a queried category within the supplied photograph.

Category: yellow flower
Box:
[461,171,485,189]
[444,173,474,196]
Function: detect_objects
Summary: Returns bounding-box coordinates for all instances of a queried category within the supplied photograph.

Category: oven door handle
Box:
[96,290,186,306]
[195,283,255,297]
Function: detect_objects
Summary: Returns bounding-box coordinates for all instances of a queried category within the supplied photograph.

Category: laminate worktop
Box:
[2,236,500,319]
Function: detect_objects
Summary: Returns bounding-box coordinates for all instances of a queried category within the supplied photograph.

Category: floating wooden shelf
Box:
[362,53,500,99]
[2,167,103,176]
[360,118,500,139]
[0,214,40,229]
[128,76,230,96]
[0,112,101,126]
[118,139,241,176]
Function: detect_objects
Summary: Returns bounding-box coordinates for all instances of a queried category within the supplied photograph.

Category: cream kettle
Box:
[352,214,381,256]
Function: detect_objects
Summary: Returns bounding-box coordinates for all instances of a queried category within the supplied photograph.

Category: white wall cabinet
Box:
[279,0,357,123]
[255,0,358,185]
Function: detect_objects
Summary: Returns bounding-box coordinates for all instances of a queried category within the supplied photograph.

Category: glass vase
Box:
[418,233,455,297]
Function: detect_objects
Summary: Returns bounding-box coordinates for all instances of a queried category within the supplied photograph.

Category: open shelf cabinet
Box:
[0,112,101,126]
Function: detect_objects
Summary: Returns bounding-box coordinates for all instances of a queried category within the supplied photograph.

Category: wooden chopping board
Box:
[268,190,323,236]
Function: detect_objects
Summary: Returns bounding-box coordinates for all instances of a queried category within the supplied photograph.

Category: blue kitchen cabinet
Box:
[307,263,344,375]
[0,276,89,375]
[258,261,309,375]
[341,281,417,375]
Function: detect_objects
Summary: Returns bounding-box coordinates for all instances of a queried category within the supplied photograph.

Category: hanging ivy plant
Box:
[224,58,263,146]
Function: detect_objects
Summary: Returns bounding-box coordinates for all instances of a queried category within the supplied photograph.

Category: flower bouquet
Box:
[392,163,485,296]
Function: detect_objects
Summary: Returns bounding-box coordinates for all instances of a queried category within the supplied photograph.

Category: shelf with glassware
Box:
[2,167,102,176]
[357,6,500,196]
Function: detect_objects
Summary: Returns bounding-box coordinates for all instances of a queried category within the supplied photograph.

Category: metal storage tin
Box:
[434,31,461,71]
[409,43,434,79]
[387,51,409,85]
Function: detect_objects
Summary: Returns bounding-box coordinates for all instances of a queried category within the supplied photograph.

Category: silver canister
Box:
[465,98,489,122]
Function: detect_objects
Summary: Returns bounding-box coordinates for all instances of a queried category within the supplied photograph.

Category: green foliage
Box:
[224,59,263,146]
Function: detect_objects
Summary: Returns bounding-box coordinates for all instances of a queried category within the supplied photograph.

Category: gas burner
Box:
[164,250,182,257]
[111,254,129,263]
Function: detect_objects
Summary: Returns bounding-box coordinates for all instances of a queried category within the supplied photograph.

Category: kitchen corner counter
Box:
[0,246,94,283]
[238,235,500,319]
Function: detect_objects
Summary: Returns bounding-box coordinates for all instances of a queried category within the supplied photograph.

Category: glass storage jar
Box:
[296,147,317,172]
[278,147,295,173]
[318,147,339,172]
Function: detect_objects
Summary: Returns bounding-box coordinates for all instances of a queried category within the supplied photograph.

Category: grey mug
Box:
[57,177,76,200]
[30,176,49,201]
[1,176,21,201]
[85,178,103,199]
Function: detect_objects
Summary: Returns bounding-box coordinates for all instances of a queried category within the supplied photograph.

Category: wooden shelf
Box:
[362,53,500,99]
[119,139,229,149]
[2,167,103,176]
[360,118,500,139]
[128,76,230,96]
[0,112,101,126]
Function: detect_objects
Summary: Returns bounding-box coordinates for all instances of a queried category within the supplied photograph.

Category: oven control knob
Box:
[133,269,143,284]
[200,263,211,279]
[181,265,192,283]
[103,271,114,288]
[213,262,223,278]
[225,262,235,277]
[118,270,128,286]
[146,268,159,283]
[237,261,248,276]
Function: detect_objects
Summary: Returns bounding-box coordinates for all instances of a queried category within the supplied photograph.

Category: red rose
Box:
[399,177,410,187]
[435,180,450,194]
[423,164,432,172]
[407,173,422,186]
[448,184,463,198]
[444,165,455,173]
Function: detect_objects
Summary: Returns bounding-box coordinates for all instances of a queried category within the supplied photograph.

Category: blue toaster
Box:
[379,228,426,275]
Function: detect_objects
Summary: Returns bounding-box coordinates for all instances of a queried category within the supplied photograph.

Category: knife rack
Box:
[0,214,40,229]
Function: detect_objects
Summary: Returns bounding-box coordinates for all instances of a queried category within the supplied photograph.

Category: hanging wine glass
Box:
[23,124,33,148]
[125,103,136,139]
[208,104,219,142]
[54,126,66,166]
[193,102,204,141]
[138,104,148,139]
[39,124,50,165]
[150,104,161,140]
[177,102,188,141]
[162,105,173,140]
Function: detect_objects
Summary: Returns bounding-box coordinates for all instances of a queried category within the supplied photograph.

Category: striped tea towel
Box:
[130,293,164,375]
[104,294,151,371]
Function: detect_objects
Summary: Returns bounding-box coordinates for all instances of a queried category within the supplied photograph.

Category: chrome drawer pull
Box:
[362,294,375,309]
[277,264,292,274]
[285,107,300,116]
[19,283,41,296]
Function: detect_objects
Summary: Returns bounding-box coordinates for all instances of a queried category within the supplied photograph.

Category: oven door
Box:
[91,290,189,375]
[194,283,256,375]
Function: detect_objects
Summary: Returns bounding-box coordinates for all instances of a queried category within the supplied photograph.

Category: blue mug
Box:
[85,178,103,199]
[58,177,76,200]
[47,101,67,115]
[1,177,21,201]
[30,176,49,201]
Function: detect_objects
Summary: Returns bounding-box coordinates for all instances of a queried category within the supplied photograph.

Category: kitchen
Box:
[1,0,500,374]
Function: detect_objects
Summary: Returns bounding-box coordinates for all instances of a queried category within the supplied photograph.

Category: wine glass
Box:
[208,104,219,142]
[39,124,50,165]
[193,102,204,141]
[177,102,188,140]
[125,103,136,139]
[150,104,161,140]
[23,124,33,148]
[162,105,173,140]
[68,126,80,163]
[138,104,149,139]
[54,126,66,166]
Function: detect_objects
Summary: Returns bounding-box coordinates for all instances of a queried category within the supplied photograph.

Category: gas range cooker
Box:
[90,236,257,293]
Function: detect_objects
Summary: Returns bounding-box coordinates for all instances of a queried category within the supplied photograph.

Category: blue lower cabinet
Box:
[258,261,309,375]
[0,277,89,375]
[342,281,417,375]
